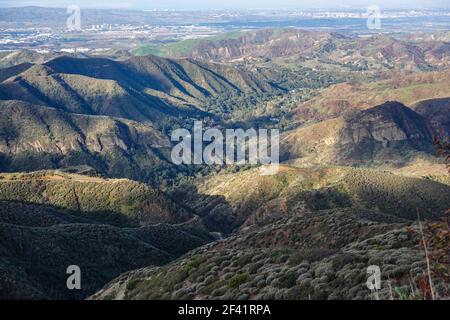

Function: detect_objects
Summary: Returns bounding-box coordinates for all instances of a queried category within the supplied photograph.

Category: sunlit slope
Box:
[0,170,190,225]
[0,55,280,122]
[0,170,213,299]
[284,102,435,166]
[173,165,450,233]
[293,71,450,123]
[0,100,172,179]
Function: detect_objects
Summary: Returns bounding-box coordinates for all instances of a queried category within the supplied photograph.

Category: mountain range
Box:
[0,28,449,300]
[0,54,285,181]
[136,29,450,72]
[292,70,450,123]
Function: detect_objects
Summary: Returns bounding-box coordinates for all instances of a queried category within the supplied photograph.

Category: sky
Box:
[0,0,449,10]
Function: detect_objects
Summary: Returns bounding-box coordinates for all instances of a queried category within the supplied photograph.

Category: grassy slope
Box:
[293,70,450,122]
[134,31,246,57]
[92,196,445,300]
[0,170,213,299]
[172,165,450,234]
[135,30,449,75]
[0,50,87,69]
[93,163,450,301]
[0,55,279,123]
[0,100,172,181]
[0,170,190,225]
[283,102,439,169]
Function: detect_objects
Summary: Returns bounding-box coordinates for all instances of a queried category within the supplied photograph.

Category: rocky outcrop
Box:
[282,101,435,165]
[338,101,434,161]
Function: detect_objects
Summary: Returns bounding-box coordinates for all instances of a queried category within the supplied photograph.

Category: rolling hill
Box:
[135,29,450,72]
[0,55,306,179]
[0,170,213,299]
[0,221,212,300]
[135,29,337,61]
[0,55,280,123]
[91,216,428,300]
[93,165,450,300]
[171,164,450,234]
[413,97,450,139]
[284,102,436,166]
[0,100,173,180]
[10,154,447,299]
[0,170,192,225]
[0,50,88,70]
[292,70,450,123]
[1,27,450,301]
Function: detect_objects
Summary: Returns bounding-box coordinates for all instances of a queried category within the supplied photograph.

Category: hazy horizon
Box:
[0,0,449,10]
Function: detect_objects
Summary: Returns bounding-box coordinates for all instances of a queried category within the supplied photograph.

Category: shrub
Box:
[180,258,201,274]
[277,272,297,288]
[229,273,249,288]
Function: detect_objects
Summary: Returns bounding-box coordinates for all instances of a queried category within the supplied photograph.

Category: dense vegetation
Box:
[1,28,450,300]
[0,171,213,299]
[171,165,450,234]
[93,208,446,300]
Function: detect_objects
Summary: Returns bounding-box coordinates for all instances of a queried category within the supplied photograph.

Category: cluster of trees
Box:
[435,137,450,174]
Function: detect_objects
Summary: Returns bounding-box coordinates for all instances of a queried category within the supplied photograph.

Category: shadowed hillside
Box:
[93,186,448,300]
[0,55,281,123]
[93,161,450,300]
[0,170,191,225]
[413,97,450,139]
[0,100,174,181]
[0,170,213,299]
[0,221,212,299]
[91,221,439,300]
[1,24,450,301]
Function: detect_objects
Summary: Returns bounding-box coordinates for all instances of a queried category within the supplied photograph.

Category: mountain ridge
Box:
[136,29,450,72]
[0,100,174,180]
[283,101,437,166]
[0,55,282,124]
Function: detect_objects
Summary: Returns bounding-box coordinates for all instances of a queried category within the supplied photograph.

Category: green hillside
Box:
[0,221,212,299]
[0,55,281,125]
[0,100,174,182]
[134,31,246,57]
[1,27,450,301]
[0,170,213,299]
[0,170,191,225]
[92,206,445,300]
[172,165,450,233]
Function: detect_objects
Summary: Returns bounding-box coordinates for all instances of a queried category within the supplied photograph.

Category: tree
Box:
[434,137,450,174]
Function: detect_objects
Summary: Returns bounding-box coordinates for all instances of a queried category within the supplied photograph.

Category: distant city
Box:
[1,7,450,52]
